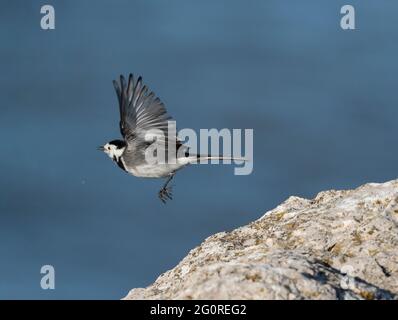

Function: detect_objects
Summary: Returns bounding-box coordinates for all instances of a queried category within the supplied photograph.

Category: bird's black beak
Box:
[97,146,105,151]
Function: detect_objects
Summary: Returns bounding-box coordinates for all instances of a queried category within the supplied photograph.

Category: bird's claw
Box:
[158,186,173,203]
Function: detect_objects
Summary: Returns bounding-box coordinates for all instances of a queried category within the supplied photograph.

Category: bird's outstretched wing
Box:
[112,74,174,144]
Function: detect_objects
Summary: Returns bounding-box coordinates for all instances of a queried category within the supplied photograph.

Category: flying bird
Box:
[99,74,244,203]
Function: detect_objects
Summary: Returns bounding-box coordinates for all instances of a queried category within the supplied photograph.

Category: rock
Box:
[124,180,398,300]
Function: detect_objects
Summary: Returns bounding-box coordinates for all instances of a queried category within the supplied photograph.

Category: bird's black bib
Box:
[113,156,126,172]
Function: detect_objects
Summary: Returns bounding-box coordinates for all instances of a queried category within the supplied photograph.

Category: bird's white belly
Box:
[126,164,181,178]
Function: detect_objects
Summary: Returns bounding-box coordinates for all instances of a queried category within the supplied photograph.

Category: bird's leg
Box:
[158,173,175,203]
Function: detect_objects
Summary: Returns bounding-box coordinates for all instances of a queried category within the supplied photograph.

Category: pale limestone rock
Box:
[125,180,398,300]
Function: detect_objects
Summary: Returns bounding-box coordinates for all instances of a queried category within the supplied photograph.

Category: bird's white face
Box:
[101,143,124,160]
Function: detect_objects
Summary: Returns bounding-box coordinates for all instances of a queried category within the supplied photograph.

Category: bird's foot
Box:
[158,186,173,203]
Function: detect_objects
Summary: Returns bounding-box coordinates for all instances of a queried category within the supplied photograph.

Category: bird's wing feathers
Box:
[113,74,173,144]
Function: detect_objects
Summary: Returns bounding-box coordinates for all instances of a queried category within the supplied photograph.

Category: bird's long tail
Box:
[186,155,248,164]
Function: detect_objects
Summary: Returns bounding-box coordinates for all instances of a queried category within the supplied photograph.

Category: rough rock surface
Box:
[125,180,398,300]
